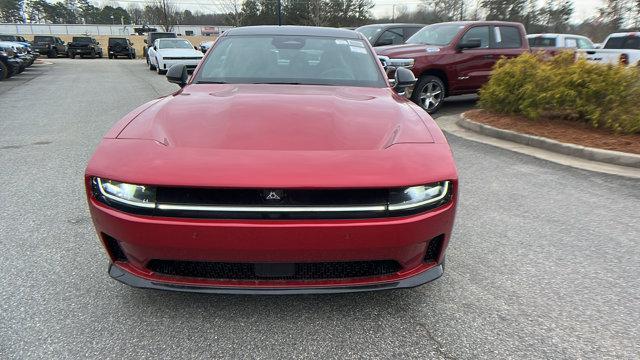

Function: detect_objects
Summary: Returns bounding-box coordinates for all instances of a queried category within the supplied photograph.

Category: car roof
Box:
[608,32,640,37]
[223,26,362,39]
[527,33,589,38]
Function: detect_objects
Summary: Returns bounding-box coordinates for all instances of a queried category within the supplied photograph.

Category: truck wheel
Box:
[98,51,103,58]
[47,49,56,58]
[91,50,96,59]
[108,54,113,59]
[68,52,75,59]
[411,75,446,114]
[149,61,156,71]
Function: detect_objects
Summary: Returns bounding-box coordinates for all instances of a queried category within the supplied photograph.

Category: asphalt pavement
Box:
[1,59,638,359]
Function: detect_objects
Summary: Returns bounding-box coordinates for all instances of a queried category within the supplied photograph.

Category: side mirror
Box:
[153,45,157,51]
[166,64,188,87]
[457,38,482,51]
[393,67,416,94]
[194,46,198,50]
[376,38,394,47]
[96,42,100,45]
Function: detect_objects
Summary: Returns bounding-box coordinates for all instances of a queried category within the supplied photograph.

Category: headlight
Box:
[388,181,450,211]
[93,177,156,208]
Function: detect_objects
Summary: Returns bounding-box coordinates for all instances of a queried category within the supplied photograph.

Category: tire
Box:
[108,54,113,59]
[149,60,156,71]
[47,49,56,58]
[98,51,103,58]
[0,61,8,80]
[411,75,446,114]
[68,52,75,59]
[90,50,96,59]
[157,67,166,75]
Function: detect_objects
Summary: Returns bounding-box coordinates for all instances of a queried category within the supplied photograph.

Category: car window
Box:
[494,26,522,48]
[195,35,385,88]
[577,38,593,49]
[403,27,421,40]
[377,28,404,46]
[355,25,383,43]
[528,37,557,47]
[564,38,578,48]
[460,26,490,49]
[604,36,640,50]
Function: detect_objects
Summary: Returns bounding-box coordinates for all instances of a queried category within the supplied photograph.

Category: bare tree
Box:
[308,0,328,26]
[149,0,177,32]
[220,0,244,27]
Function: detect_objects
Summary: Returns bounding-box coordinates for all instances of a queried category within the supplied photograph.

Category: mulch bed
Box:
[465,109,640,155]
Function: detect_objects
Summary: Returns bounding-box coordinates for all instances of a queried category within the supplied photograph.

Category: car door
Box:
[450,25,493,92]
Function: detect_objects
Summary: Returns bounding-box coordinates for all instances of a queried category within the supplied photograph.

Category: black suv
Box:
[33,36,68,58]
[356,23,425,47]
[68,36,103,58]
[143,32,176,64]
[108,37,136,59]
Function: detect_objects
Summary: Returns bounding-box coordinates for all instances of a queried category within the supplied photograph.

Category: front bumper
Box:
[70,48,96,55]
[89,191,456,293]
[109,262,444,294]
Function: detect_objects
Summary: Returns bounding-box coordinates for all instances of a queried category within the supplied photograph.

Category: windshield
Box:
[158,39,192,49]
[356,25,383,42]
[73,37,91,42]
[34,36,53,43]
[109,38,127,45]
[407,24,465,45]
[0,35,16,41]
[604,36,640,50]
[194,35,385,87]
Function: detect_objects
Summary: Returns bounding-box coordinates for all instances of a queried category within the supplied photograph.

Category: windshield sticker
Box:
[335,39,348,45]
[350,46,367,54]
[348,40,365,47]
[426,47,440,52]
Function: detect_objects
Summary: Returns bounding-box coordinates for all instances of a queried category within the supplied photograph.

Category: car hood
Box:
[375,43,444,57]
[117,84,434,151]
[157,48,202,57]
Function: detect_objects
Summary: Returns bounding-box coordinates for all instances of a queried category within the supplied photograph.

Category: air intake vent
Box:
[424,234,444,263]
[103,234,128,262]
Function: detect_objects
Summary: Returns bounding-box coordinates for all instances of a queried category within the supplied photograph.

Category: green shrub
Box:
[478,52,640,134]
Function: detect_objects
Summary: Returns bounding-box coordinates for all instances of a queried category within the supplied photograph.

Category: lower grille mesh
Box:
[147,260,401,280]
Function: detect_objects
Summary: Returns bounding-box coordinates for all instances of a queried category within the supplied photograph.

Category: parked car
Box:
[199,41,215,53]
[527,33,594,56]
[33,36,67,58]
[143,31,176,64]
[67,36,103,58]
[356,23,425,47]
[0,41,33,73]
[0,34,38,59]
[108,37,136,59]
[376,21,530,113]
[85,25,457,294]
[577,32,640,66]
[147,38,203,74]
[0,42,22,79]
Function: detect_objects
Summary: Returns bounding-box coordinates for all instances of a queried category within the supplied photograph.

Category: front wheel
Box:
[68,52,75,59]
[149,60,156,71]
[411,75,446,114]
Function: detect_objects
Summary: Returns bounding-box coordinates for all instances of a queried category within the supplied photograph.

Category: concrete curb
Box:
[458,113,640,169]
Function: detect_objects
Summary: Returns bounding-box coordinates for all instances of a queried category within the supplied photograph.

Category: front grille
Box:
[147,260,401,280]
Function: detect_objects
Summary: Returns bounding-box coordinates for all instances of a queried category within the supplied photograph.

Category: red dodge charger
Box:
[85,26,458,294]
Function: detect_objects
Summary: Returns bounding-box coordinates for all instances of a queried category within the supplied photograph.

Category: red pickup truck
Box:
[376,21,529,113]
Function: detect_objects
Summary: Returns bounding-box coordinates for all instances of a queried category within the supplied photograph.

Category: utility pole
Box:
[277,0,282,25]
